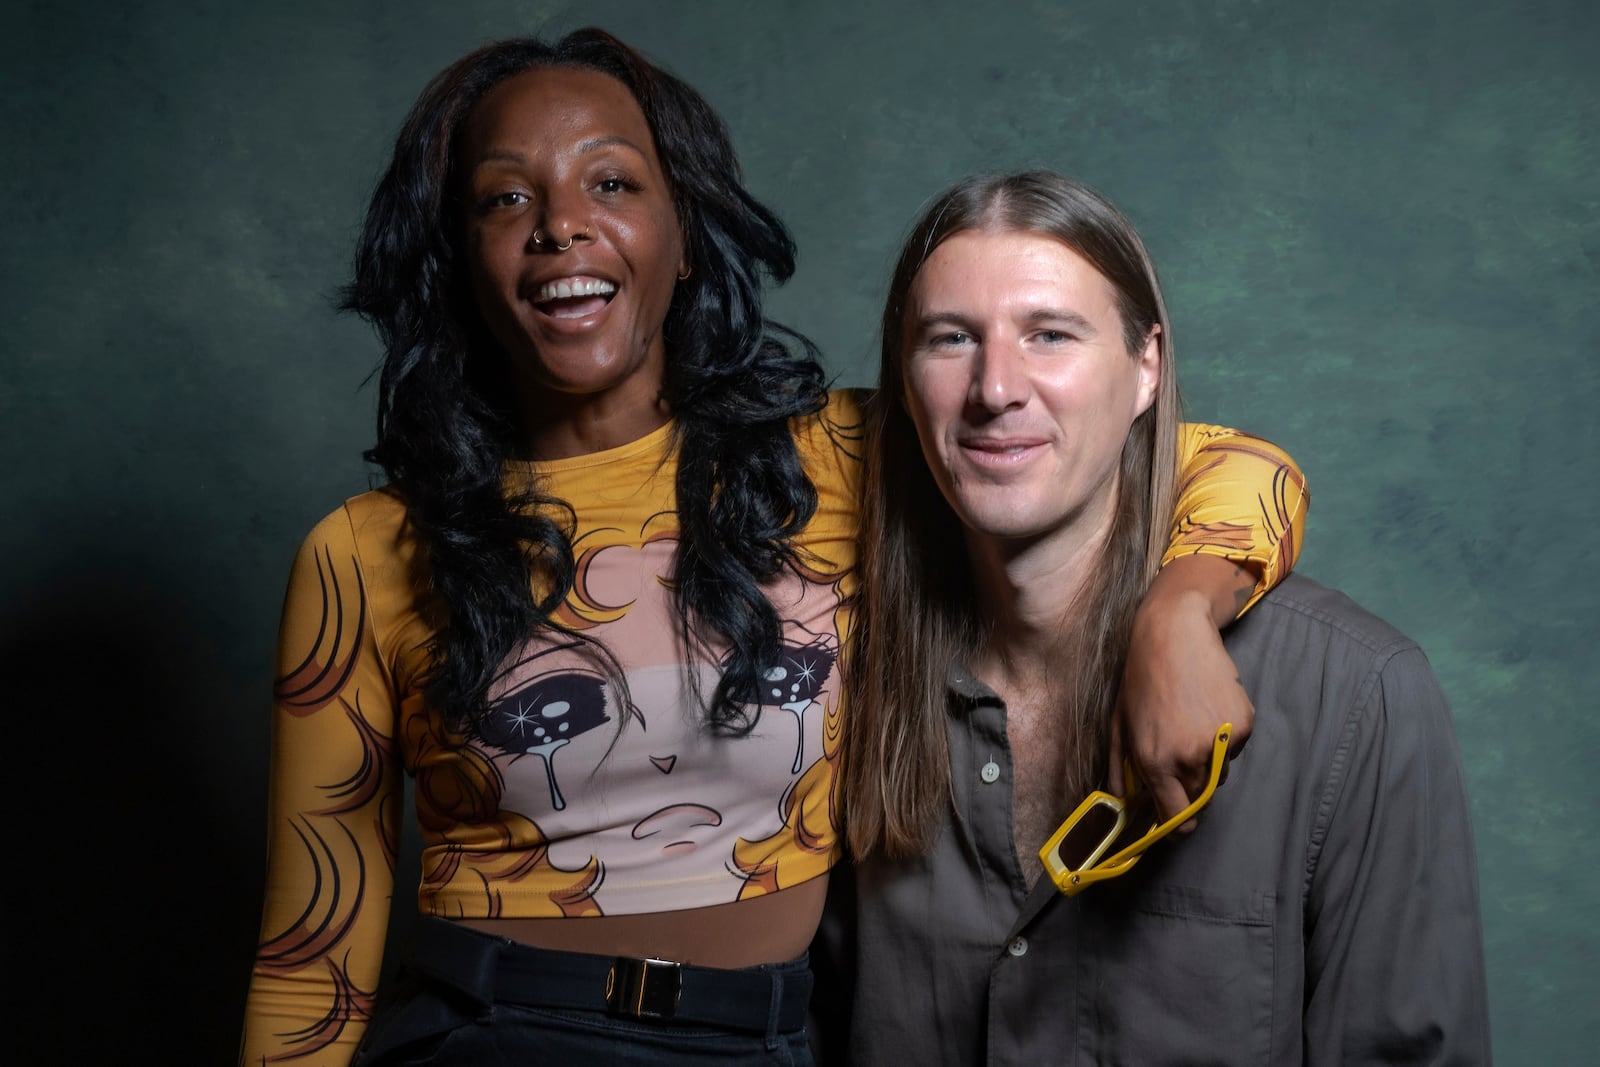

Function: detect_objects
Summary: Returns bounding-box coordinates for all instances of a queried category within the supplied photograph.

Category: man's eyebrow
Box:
[1023,308,1099,335]
[910,311,979,335]
[909,308,1101,335]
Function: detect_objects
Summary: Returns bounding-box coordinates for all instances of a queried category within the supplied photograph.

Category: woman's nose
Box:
[529,187,593,252]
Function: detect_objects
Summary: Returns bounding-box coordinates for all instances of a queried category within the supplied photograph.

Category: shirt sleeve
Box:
[239,508,403,1066]
[1168,424,1310,612]
[1302,645,1492,1064]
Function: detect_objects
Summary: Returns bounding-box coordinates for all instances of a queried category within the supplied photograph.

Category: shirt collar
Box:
[947,661,1004,713]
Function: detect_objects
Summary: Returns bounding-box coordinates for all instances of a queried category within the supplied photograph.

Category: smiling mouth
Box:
[962,438,1045,457]
[532,276,617,320]
[956,438,1050,472]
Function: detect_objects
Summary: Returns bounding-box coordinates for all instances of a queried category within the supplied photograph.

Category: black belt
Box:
[407,917,812,1034]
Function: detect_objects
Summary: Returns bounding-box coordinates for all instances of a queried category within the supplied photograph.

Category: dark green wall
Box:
[3,1,1593,1061]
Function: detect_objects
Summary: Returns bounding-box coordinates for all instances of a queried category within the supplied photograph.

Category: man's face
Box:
[902,229,1160,549]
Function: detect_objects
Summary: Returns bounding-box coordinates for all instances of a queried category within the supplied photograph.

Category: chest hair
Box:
[1002,688,1079,887]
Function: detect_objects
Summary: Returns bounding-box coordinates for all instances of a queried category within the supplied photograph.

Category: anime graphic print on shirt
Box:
[410,511,850,919]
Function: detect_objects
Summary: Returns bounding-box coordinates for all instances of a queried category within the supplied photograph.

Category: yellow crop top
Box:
[239,390,1308,1063]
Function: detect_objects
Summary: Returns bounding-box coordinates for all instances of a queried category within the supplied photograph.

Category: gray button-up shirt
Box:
[811,575,1490,1065]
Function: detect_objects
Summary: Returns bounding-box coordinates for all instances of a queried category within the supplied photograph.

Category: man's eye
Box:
[935,331,974,346]
[1035,330,1071,344]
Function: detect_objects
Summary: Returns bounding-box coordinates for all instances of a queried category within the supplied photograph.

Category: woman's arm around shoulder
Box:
[1112,424,1310,824]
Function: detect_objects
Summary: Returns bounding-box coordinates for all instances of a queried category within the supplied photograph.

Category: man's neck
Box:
[964,508,1114,693]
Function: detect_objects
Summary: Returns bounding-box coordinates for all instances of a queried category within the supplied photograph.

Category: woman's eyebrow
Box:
[476,148,527,165]
[473,136,648,167]
[573,135,648,158]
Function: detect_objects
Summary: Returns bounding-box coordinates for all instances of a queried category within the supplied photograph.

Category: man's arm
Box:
[1303,645,1491,1064]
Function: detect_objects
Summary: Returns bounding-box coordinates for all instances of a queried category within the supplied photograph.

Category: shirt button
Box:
[1007,936,1028,957]
[980,761,1000,784]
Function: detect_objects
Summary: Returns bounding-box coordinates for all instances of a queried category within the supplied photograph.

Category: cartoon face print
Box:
[466,536,843,912]
[477,648,611,811]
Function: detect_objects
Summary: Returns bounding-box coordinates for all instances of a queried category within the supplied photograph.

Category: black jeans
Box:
[353,919,814,1066]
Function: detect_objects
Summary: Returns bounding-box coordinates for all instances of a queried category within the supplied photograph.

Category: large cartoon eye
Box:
[726,639,839,708]
[478,672,609,752]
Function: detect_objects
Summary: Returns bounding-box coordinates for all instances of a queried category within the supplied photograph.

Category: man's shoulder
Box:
[1227,576,1459,790]
[1227,573,1430,681]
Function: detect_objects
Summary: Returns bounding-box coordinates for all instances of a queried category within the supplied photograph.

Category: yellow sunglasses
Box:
[1039,722,1232,897]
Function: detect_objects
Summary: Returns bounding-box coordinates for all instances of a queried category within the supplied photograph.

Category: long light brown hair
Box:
[845,172,1183,858]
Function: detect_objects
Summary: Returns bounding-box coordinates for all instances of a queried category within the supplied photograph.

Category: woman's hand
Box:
[1108,554,1257,831]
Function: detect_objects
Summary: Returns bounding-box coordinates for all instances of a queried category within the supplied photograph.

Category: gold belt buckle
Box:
[605,956,683,1020]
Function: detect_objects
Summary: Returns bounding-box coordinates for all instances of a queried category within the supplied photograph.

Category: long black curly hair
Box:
[342,28,828,736]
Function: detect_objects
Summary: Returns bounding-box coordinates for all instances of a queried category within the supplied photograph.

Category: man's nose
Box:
[968,339,1030,413]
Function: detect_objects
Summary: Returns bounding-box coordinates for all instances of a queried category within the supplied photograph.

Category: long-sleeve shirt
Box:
[811,574,1489,1066]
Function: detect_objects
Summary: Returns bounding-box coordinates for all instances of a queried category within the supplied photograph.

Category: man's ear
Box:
[1132,324,1161,417]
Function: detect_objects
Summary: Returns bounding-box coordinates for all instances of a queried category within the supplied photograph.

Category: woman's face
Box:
[459,65,686,457]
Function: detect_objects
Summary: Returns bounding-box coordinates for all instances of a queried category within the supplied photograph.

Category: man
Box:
[813,172,1490,1064]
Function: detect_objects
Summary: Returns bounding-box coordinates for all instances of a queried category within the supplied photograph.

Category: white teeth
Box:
[536,277,618,302]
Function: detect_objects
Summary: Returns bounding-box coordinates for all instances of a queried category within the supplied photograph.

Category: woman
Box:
[239,29,1306,1066]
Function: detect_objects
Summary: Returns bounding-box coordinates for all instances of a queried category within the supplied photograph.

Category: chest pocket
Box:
[1075,882,1276,1066]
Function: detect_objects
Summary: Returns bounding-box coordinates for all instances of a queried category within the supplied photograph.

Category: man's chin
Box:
[956,509,1057,545]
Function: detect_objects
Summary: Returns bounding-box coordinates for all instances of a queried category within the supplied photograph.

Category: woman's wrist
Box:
[1144,554,1257,630]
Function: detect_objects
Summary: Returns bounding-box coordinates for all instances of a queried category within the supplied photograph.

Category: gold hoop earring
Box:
[677,263,692,281]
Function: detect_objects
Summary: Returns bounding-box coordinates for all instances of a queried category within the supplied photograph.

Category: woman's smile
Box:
[531,273,618,313]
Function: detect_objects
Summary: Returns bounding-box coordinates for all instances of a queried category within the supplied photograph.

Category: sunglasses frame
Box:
[1039,722,1232,897]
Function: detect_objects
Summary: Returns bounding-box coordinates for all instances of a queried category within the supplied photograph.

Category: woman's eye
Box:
[482,190,527,210]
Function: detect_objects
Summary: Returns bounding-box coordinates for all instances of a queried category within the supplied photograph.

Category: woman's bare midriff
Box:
[457,872,829,968]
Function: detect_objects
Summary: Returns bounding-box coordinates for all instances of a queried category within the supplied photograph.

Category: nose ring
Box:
[533,226,590,252]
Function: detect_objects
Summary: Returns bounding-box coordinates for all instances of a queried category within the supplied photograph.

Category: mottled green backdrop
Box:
[3,1,1593,1062]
